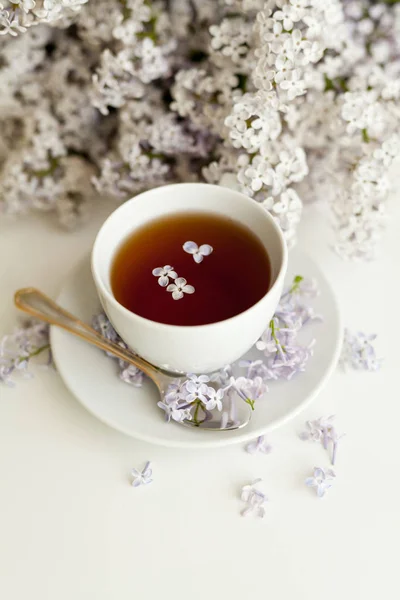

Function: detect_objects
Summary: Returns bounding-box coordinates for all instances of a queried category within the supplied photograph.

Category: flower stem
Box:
[16,343,50,365]
[332,441,337,466]
[245,398,255,411]
[323,426,328,450]
[289,274,304,294]
[269,319,286,353]
[192,399,205,426]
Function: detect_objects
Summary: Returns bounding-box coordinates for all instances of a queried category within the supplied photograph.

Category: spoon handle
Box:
[14,288,161,383]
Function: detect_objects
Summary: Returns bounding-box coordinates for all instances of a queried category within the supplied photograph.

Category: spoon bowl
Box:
[14,288,251,432]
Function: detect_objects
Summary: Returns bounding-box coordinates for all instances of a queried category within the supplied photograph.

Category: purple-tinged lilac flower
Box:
[0,321,50,386]
[183,241,213,264]
[157,400,191,423]
[152,265,178,287]
[340,329,382,372]
[239,359,273,381]
[299,415,335,443]
[185,374,210,403]
[131,461,153,487]
[119,362,145,387]
[164,381,185,404]
[254,276,320,381]
[241,478,268,517]
[300,415,344,465]
[92,313,120,343]
[245,435,272,455]
[229,376,268,409]
[305,467,336,498]
[167,277,195,300]
[93,313,145,385]
[210,364,233,386]
[204,386,224,411]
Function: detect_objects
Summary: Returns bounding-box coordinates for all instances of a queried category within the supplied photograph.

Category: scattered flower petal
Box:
[131,461,153,487]
[340,329,382,372]
[241,479,268,517]
[305,467,335,498]
[245,435,272,455]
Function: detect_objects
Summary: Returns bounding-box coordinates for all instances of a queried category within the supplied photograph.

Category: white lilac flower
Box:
[0,0,398,262]
[131,461,153,487]
[166,277,195,301]
[9,0,35,11]
[280,69,306,100]
[241,479,268,518]
[183,241,213,264]
[305,467,336,498]
[152,265,178,287]
[245,435,272,455]
[340,329,382,372]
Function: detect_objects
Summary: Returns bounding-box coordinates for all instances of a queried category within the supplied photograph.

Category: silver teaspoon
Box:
[14,288,251,432]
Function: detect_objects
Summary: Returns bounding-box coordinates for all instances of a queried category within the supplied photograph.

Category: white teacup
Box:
[91,183,288,374]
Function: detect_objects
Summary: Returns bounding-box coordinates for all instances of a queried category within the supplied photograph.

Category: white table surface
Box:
[0,196,397,600]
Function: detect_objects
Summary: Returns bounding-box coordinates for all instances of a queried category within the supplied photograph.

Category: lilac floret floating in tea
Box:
[166,277,195,301]
[110,212,270,326]
[152,265,178,288]
[183,241,213,264]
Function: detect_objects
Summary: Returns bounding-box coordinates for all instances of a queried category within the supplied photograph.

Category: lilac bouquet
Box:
[0,1,399,260]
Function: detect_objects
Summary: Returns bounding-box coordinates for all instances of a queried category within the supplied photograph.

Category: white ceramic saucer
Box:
[50,251,342,448]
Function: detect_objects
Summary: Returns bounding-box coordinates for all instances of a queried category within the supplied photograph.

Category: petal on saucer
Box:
[169,271,178,279]
[152,267,163,276]
[166,284,176,292]
[193,253,203,263]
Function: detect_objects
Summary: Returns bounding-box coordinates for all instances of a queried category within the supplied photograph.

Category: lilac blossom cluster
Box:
[0,320,50,385]
[160,275,318,425]
[0,1,399,258]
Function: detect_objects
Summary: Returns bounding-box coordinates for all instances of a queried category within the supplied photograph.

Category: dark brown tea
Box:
[111,212,271,326]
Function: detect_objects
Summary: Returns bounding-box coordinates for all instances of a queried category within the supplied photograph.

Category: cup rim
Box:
[91,183,288,332]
